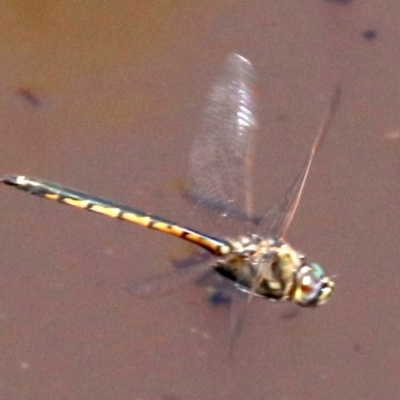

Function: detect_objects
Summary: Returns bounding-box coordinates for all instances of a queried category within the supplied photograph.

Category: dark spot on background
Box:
[363,29,377,41]
[207,288,232,306]
[17,88,41,107]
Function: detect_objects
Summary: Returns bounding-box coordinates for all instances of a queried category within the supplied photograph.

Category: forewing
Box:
[257,86,341,238]
[186,53,258,225]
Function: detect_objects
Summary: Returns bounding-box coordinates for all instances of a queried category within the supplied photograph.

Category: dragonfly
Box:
[2,54,339,311]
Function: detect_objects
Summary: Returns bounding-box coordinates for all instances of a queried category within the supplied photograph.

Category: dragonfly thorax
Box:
[214,234,334,306]
[214,235,300,300]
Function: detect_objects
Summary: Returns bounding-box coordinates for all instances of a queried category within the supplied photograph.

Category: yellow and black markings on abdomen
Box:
[2,175,232,256]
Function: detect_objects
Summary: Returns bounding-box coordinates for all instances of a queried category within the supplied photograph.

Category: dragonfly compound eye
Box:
[293,263,335,306]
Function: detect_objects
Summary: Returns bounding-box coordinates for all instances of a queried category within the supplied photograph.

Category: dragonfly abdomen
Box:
[2,175,232,256]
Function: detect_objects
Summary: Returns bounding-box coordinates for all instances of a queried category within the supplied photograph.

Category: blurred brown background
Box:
[0,1,399,399]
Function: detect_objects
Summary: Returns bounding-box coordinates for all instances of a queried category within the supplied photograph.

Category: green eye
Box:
[293,264,334,306]
[309,263,324,279]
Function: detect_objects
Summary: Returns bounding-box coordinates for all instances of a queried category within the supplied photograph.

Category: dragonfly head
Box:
[293,263,334,306]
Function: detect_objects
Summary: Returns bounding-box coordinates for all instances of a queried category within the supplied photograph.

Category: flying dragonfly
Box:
[2,54,339,313]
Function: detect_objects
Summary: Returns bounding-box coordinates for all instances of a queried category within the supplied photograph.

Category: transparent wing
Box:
[257,85,341,238]
[125,254,213,297]
[186,53,258,224]
[229,255,275,356]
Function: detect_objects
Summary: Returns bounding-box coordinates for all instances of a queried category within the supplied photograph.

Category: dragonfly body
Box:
[2,53,338,308]
[2,176,333,306]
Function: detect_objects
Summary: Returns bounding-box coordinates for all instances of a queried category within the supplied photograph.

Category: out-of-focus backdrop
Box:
[0,1,399,399]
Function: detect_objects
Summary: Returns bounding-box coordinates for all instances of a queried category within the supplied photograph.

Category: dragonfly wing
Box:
[186,53,258,225]
[257,85,341,238]
[125,258,213,297]
[228,255,275,355]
